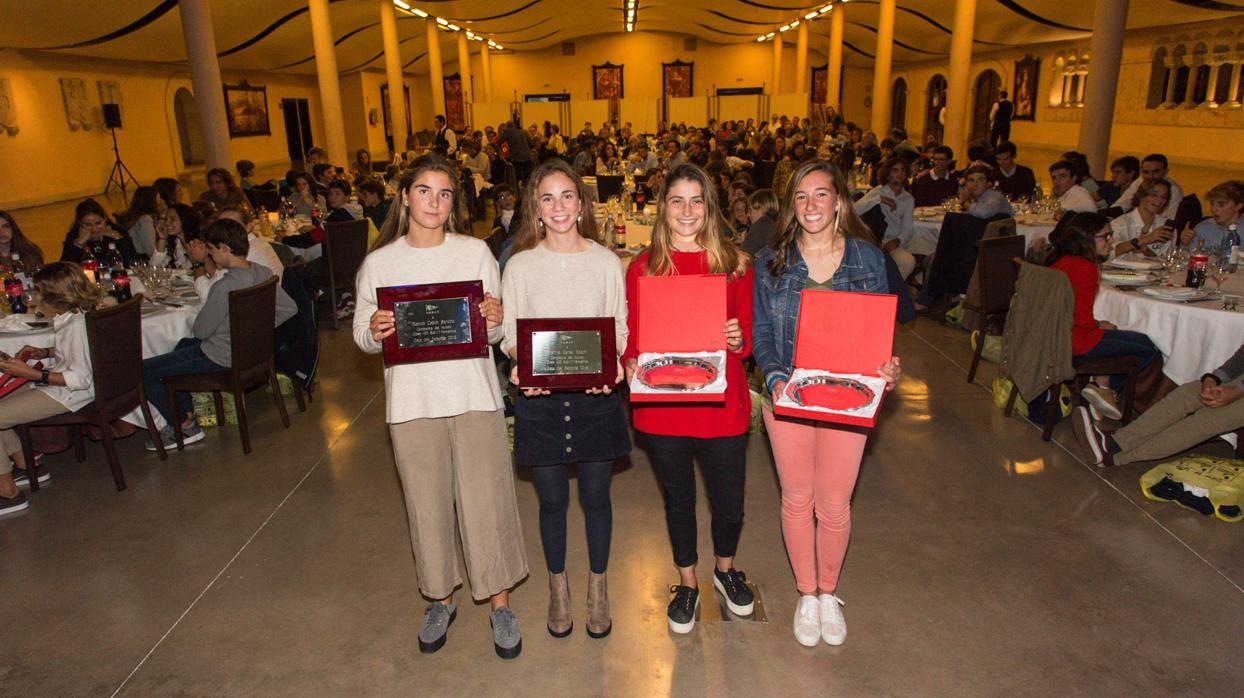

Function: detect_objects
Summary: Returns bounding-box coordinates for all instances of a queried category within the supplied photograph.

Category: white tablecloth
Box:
[909,216,1057,257]
[1094,275,1244,384]
[0,299,201,427]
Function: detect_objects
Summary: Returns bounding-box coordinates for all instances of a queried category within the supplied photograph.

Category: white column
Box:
[308,0,347,166]
[1205,62,1222,108]
[826,4,844,110]
[379,0,406,156]
[457,32,473,124]
[1162,60,1179,107]
[795,21,809,94]
[177,0,231,170]
[870,0,896,136]
[426,18,445,124]
[771,34,783,95]
[1228,64,1243,107]
[1074,66,1088,106]
[943,0,976,158]
[1076,0,1128,177]
[480,42,493,103]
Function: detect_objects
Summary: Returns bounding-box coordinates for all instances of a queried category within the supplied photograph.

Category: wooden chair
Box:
[16,297,166,492]
[322,219,370,329]
[965,235,1026,383]
[249,186,281,212]
[1005,355,1142,441]
[161,278,291,454]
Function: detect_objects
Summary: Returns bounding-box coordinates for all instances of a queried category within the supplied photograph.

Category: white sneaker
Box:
[793,595,821,647]
[818,594,847,646]
[1080,384,1122,421]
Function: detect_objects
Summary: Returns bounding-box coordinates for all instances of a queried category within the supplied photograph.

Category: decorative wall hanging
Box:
[662,60,693,99]
[593,62,624,100]
[811,65,828,104]
[97,80,121,108]
[0,78,17,135]
[444,74,465,131]
[60,77,91,131]
[223,81,270,137]
[1013,55,1041,121]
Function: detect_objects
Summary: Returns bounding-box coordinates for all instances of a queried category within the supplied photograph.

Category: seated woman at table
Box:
[742,188,779,255]
[958,164,1012,219]
[141,219,297,450]
[0,262,102,515]
[0,210,46,272]
[854,157,917,279]
[59,199,139,267]
[595,142,622,175]
[1188,180,1244,252]
[1075,342,1244,467]
[351,149,372,179]
[118,185,162,260]
[198,168,247,212]
[287,172,326,218]
[149,203,200,270]
[154,177,185,208]
[1109,178,1174,259]
[1050,212,1160,420]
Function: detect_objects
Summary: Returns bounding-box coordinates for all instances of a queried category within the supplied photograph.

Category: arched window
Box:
[173,88,204,166]
[1214,63,1234,105]
[1172,64,1191,104]
[925,74,946,144]
[1048,57,1066,107]
[970,69,1001,142]
[1191,64,1212,104]
[890,78,907,131]
[1146,47,1170,109]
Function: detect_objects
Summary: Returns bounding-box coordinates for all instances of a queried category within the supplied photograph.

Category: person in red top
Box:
[1050,212,1159,419]
[622,163,756,635]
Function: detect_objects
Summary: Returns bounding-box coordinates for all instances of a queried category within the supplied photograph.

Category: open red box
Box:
[629,274,728,403]
[0,361,45,400]
[772,290,896,427]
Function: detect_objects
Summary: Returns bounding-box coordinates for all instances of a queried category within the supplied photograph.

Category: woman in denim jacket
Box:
[752,159,902,648]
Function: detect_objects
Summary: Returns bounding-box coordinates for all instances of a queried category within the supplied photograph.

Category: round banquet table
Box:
[909,214,1057,257]
[0,298,201,427]
[1093,274,1244,384]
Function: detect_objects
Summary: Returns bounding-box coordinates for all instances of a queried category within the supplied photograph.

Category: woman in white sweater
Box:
[353,154,528,660]
[502,160,629,640]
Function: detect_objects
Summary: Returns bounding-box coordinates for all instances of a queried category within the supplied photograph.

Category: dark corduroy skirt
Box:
[514,390,631,467]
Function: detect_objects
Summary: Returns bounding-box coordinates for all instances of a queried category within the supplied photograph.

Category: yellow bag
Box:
[970,330,1003,365]
[992,376,1070,419]
[1140,456,1244,522]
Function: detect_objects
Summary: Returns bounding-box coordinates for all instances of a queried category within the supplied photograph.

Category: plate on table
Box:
[1102,271,1156,287]
[1140,286,1212,303]
[1106,257,1164,271]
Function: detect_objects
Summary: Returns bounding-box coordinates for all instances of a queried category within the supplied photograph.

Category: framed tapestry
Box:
[223,82,270,137]
[811,65,828,104]
[662,60,693,98]
[444,74,464,131]
[593,62,624,100]
[1013,55,1040,121]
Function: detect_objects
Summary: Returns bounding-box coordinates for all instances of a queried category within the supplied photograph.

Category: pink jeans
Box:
[763,408,867,595]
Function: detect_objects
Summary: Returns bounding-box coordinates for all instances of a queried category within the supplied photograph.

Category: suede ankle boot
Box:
[586,571,612,638]
[547,571,573,638]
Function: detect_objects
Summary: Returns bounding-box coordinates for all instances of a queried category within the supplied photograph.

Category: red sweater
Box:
[622,250,754,438]
[1052,255,1104,354]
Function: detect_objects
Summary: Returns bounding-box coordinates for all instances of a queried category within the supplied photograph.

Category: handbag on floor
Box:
[1140,456,1244,522]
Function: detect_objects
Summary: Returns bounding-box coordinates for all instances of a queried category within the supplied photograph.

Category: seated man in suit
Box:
[993,141,1037,200]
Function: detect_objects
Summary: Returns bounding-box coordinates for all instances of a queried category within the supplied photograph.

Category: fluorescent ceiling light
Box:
[447,23,460,31]
[805,11,818,19]
[436,16,448,25]
[394,0,410,9]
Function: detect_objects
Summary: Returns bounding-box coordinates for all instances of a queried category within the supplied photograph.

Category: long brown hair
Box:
[369,153,460,253]
[0,209,46,269]
[509,159,600,256]
[645,163,747,278]
[766,159,873,277]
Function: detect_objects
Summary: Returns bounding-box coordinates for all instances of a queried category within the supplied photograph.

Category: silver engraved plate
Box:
[636,356,719,391]
[393,296,472,349]
[789,375,875,412]
[531,330,604,376]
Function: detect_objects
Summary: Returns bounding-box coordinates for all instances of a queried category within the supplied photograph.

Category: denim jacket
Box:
[752,237,890,393]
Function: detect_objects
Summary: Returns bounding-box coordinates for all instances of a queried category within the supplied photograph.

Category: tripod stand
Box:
[103,126,137,201]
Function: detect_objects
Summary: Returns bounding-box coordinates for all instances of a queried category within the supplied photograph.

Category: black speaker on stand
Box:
[102,104,138,202]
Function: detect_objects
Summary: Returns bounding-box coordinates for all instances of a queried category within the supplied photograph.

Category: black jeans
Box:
[643,433,748,568]
[530,461,613,574]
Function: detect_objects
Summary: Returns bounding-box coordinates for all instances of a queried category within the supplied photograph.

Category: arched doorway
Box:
[970,69,1001,142]
[173,88,205,166]
[924,74,946,144]
[890,78,907,131]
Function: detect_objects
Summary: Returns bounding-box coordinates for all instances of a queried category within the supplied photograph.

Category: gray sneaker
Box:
[489,606,522,660]
[419,601,456,654]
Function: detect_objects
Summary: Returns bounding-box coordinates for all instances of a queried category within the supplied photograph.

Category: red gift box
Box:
[772,290,896,427]
[629,274,728,403]
[0,361,45,400]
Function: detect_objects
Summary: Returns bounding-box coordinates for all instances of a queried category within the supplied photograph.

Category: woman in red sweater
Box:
[622,163,755,634]
[1050,212,1159,418]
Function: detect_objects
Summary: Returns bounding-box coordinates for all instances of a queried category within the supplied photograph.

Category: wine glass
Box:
[1210,255,1231,292]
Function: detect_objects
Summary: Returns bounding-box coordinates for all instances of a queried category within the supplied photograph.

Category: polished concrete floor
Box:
[4,314,1244,697]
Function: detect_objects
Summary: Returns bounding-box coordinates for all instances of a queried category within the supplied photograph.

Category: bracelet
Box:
[38,369,49,386]
[1202,373,1223,386]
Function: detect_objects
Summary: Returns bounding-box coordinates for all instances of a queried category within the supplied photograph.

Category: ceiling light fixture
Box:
[394,0,410,9]
[447,23,460,31]
[623,1,637,32]
[435,16,448,25]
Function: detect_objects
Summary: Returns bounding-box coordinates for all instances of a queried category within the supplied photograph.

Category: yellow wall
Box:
[0,48,322,209]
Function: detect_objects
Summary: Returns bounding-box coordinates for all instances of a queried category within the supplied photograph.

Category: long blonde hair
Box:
[509,159,600,256]
[766,159,873,277]
[34,262,102,313]
[370,154,460,253]
[645,163,748,278]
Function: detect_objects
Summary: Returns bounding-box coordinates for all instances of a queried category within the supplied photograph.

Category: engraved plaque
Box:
[517,318,616,390]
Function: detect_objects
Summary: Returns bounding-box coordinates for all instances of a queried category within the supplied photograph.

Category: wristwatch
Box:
[1132,238,1142,250]
[37,369,50,386]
